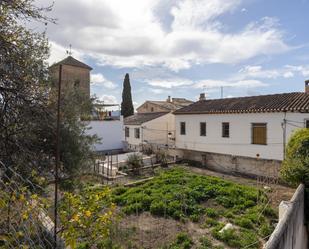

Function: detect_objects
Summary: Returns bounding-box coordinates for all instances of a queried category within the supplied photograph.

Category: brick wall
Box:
[50,64,90,98]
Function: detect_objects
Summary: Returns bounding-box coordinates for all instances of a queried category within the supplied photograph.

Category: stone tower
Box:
[49,56,92,99]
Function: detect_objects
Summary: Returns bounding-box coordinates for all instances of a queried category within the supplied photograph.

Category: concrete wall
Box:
[175,112,309,161]
[86,119,124,152]
[264,184,308,249]
[173,149,281,178]
[124,113,175,150]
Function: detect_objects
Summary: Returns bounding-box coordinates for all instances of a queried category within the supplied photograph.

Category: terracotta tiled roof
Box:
[173,92,309,115]
[124,112,168,125]
[142,99,193,111]
[50,56,92,70]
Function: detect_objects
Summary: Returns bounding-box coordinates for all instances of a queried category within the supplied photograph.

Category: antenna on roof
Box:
[66,44,73,56]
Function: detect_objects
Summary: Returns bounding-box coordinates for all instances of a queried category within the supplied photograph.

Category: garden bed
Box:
[107,166,282,249]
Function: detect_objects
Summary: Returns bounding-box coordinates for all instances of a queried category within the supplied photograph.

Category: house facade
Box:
[173,89,309,178]
[124,112,175,151]
[137,96,193,113]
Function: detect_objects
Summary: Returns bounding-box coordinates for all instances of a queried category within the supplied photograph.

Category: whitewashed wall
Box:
[124,124,142,146]
[175,112,309,160]
[86,119,124,152]
[124,113,175,148]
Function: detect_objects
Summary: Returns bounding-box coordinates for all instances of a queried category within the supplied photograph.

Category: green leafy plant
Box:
[59,187,116,249]
[126,153,143,175]
[280,128,309,186]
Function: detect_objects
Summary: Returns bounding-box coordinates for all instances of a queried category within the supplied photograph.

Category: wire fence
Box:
[0,161,57,249]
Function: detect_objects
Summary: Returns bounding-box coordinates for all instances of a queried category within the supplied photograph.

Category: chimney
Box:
[167,96,171,102]
[306,80,309,94]
[199,93,206,101]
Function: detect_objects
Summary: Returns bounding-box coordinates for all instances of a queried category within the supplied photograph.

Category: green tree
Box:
[0,0,97,180]
[280,128,309,186]
[121,73,134,118]
[0,0,53,176]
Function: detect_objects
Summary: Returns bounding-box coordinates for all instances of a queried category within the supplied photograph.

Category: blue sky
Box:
[41,0,309,107]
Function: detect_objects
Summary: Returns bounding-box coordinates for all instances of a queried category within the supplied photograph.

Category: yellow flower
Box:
[72,214,80,222]
[85,210,91,217]
[19,194,25,201]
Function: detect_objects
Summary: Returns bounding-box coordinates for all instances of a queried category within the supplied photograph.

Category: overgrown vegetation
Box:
[125,153,144,175]
[281,128,309,186]
[112,167,277,249]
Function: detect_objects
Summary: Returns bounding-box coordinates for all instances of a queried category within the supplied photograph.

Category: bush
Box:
[150,200,165,216]
[234,217,254,229]
[205,208,218,218]
[155,150,168,167]
[126,153,143,175]
[280,128,309,186]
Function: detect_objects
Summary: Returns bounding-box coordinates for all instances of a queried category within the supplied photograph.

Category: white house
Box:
[124,112,175,151]
[85,103,124,153]
[173,84,309,178]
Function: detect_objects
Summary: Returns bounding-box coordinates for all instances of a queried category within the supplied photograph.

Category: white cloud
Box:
[48,41,84,65]
[144,77,267,90]
[146,78,193,88]
[193,79,268,89]
[149,88,165,94]
[44,0,291,71]
[91,73,117,89]
[98,95,118,104]
[285,65,309,77]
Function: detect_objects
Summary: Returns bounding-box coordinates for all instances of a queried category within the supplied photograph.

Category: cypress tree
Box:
[121,73,134,117]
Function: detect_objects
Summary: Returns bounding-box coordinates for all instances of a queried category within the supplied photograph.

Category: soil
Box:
[117,212,227,249]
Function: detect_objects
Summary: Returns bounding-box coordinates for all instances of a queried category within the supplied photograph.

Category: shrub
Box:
[155,150,168,167]
[126,153,143,175]
[234,217,254,229]
[280,128,309,186]
[199,236,212,247]
[150,200,165,216]
[205,208,218,218]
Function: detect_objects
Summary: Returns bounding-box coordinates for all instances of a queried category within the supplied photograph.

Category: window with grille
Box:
[134,128,140,139]
[125,127,130,137]
[252,123,267,145]
[180,122,186,135]
[222,122,230,138]
[200,122,206,136]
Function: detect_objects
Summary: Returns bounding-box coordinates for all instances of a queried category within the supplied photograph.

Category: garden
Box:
[86,166,280,249]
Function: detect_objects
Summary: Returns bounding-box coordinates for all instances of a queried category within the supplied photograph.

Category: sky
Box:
[37,0,309,107]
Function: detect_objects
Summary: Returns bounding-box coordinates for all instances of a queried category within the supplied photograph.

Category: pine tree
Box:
[121,73,134,117]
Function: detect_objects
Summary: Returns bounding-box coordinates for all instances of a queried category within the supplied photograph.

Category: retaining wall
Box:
[172,149,281,178]
[264,184,308,249]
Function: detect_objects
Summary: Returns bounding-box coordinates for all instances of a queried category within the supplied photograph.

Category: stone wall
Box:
[264,184,308,249]
[173,149,281,178]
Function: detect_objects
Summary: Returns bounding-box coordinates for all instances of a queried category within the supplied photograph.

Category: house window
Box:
[200,122,206,136]
[252,123,267,145]
[125,127,130,138]
[305,120,309,128]
[151,107,154,112]
[180,122,186,135]
[134,128,140,139]
[74,79,80,87]
[222,122,230,138]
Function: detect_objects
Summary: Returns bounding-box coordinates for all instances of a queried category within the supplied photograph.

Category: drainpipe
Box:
[282,111,287,160]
